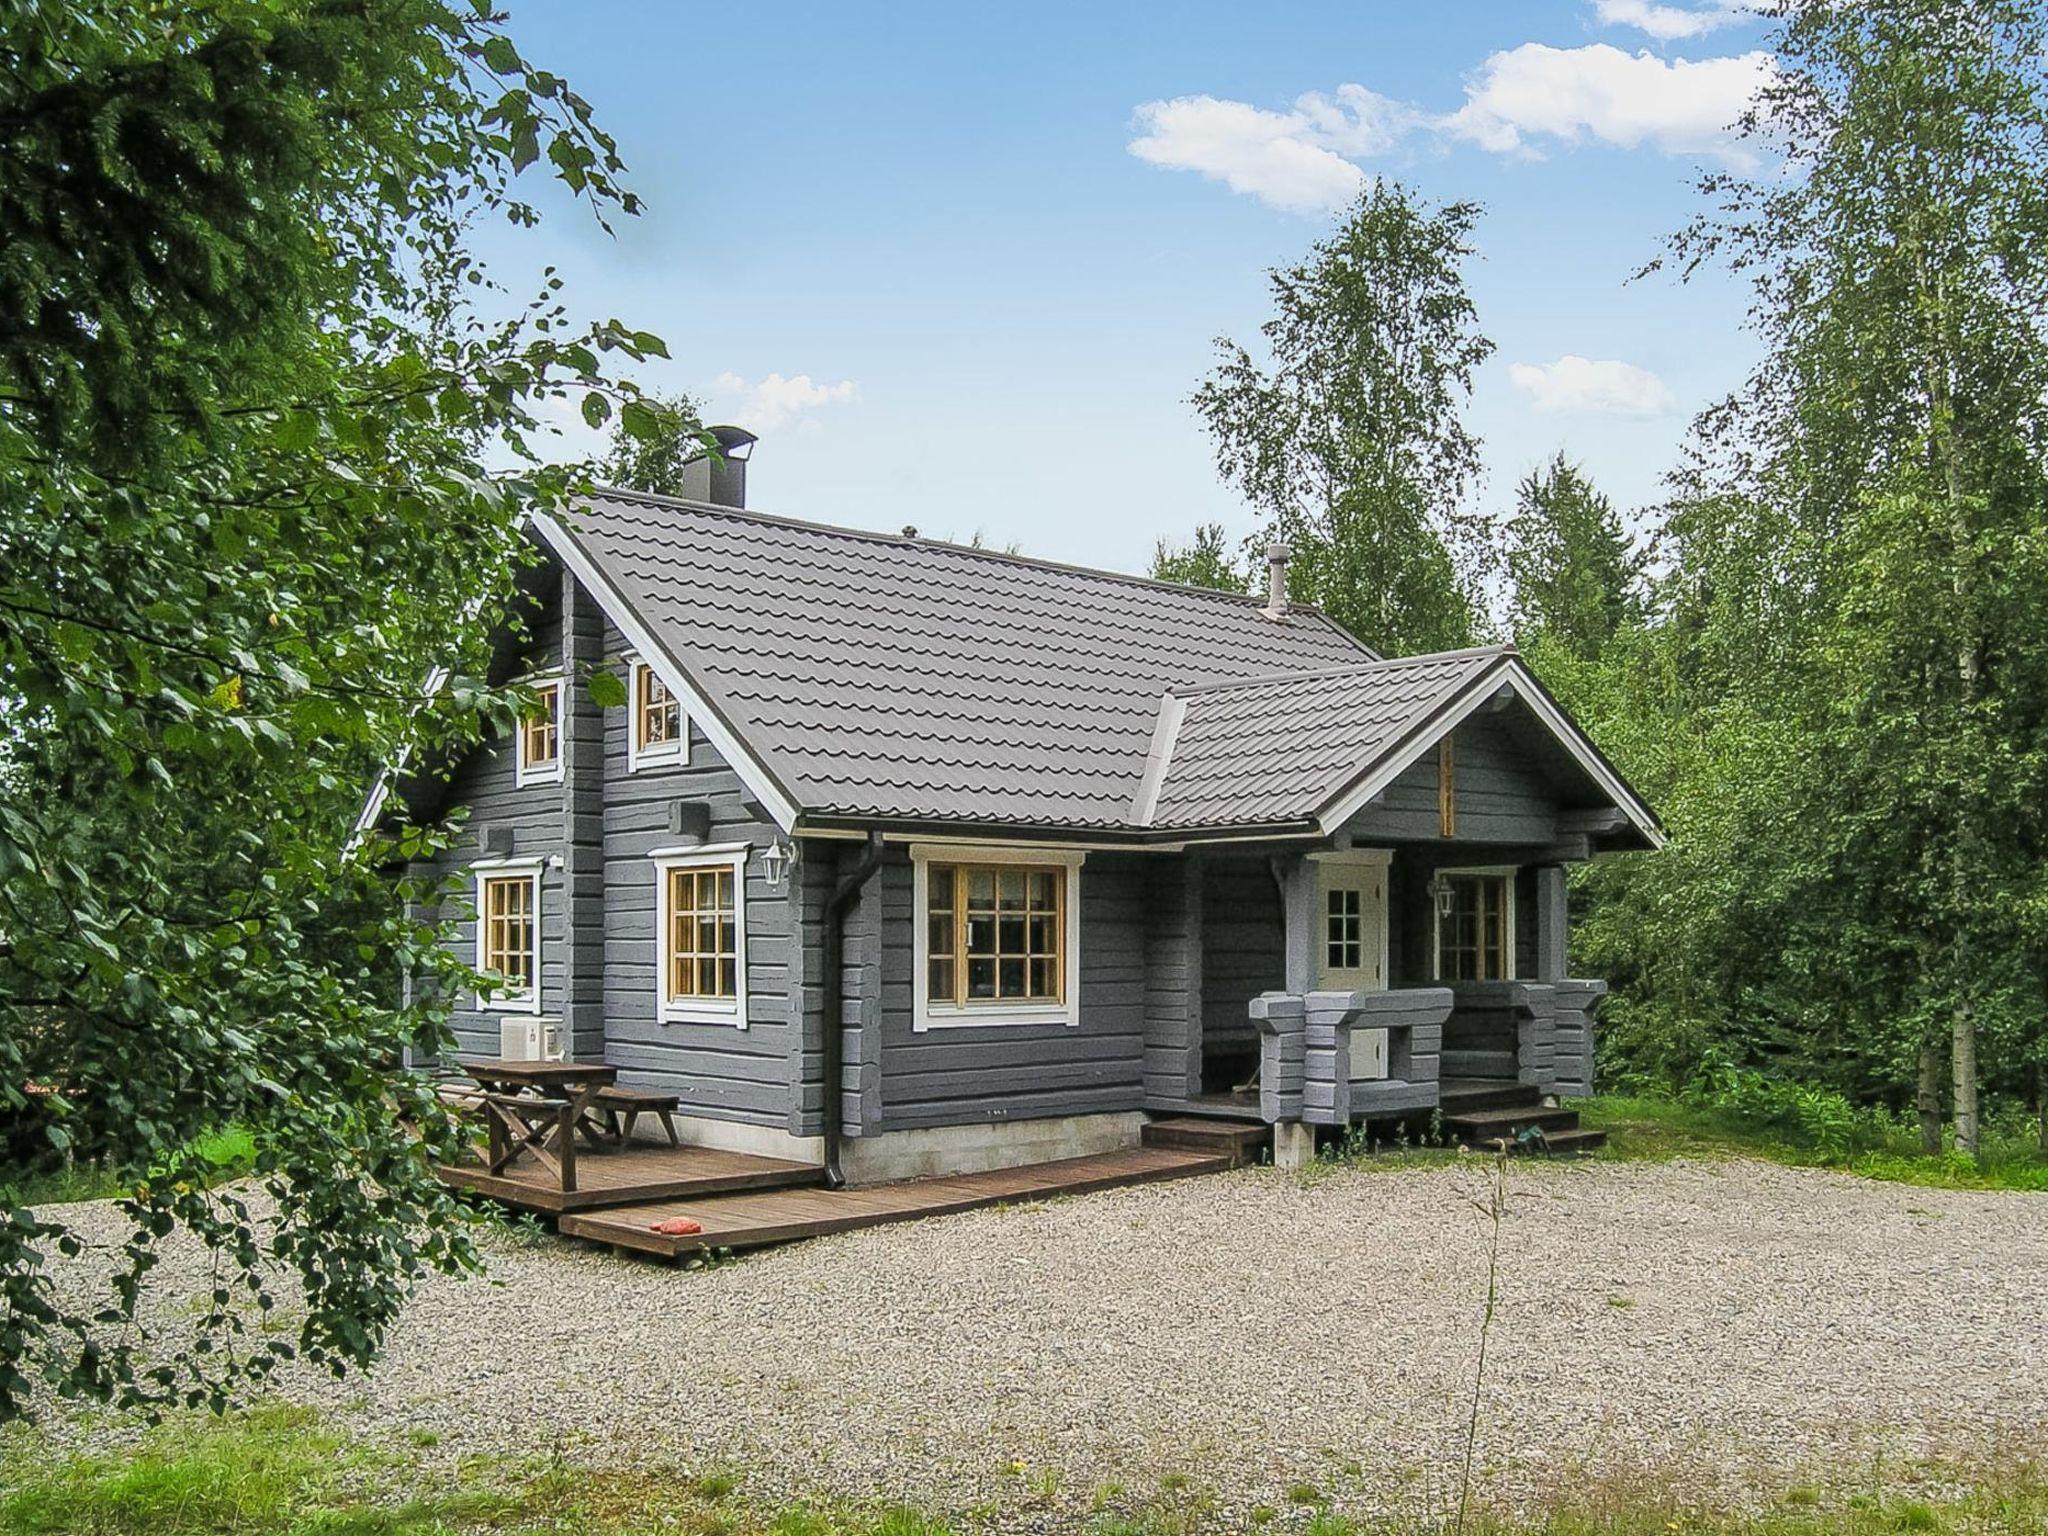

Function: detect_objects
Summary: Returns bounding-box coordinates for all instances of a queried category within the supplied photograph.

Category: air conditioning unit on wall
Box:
[501,1016,563,1063]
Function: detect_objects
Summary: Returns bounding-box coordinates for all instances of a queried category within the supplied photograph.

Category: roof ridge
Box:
[1168,645,1513,697]
[573,484,1376,646]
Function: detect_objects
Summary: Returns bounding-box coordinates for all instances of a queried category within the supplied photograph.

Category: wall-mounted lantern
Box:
[761,839,793,889]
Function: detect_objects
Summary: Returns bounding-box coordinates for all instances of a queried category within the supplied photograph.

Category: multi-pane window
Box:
[479,872,539,1007]
[1437,872,1511,982]
[1326,887,1363,971]
[517,679,561,782]
[663,863,738,1004]
[925,862,1064,1007]
[635,662,683,758]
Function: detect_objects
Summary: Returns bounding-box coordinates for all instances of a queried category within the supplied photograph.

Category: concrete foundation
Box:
[1272,1121,1316,1170]
[837,1111,1146,1185]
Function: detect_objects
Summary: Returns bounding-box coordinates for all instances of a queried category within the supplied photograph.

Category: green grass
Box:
[0,1128,256,1210]
[5,1407,2047,1536]
[1579,1095,2048,1192]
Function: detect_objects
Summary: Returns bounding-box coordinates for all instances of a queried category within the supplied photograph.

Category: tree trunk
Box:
[1917,1035,1945,1157]
[1952,1000,1980,1158]
[1920,242,1983,1164]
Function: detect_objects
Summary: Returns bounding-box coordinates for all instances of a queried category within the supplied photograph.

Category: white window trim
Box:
[626,656,688,773]
[911,843,1086,1032]
[653,844,749,1028]
[473,858,544,1014]
[513,672,566,788]
[1431,864,1518,983]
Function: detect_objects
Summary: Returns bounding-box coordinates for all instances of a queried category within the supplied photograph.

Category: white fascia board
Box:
[530,512,801,833]
[1127,692,1187,827]
[345,664,454,855]
[1315,658,1665,849]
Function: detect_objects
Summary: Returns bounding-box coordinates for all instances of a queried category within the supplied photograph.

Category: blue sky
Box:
[487,0,1773,579]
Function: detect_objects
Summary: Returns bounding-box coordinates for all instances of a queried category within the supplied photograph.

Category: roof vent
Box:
[1263,541,1292,618]
[677,424,757,509]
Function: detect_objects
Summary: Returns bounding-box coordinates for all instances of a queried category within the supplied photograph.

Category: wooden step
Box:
[1143,1116,1271,1164]
[1442,1105,1584,1137]
[1463,1125,1607,1156]
[1439,1080,1546,1114]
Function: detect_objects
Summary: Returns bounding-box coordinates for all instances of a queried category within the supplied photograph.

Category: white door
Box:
[1317,857,1388,993]
[1317,856,1390,1081]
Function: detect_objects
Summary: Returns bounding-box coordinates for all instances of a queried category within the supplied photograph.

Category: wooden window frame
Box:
[514,674,564,787]
[473,860,543,1014]
[911,844,1085,1031]
[627,657,686,772]
[653,845,748,1027]
[1432,865,1516,983]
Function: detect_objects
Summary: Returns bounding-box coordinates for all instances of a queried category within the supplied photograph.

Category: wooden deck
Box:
[558,1145,1233,1259]
[435,1140,821,1214]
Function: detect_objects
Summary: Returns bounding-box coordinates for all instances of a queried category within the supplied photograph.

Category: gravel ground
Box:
[25,1154,2048,1525]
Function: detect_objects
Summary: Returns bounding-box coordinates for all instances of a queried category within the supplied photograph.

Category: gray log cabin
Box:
[370,449,1661,1181]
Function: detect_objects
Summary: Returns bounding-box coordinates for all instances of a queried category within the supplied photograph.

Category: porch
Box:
[1140,842,1609,1140]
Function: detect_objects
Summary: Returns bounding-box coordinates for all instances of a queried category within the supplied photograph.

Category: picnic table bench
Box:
[456,1059,617,1195]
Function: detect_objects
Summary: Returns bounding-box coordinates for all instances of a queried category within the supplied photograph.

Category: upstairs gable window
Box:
[629,658,685,770]
[515,676,563,786]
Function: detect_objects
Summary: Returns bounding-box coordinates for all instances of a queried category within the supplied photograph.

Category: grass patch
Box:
[6,1407,2048,1536]
[1580,1096,2048,1193]
[0,1127,256,1211]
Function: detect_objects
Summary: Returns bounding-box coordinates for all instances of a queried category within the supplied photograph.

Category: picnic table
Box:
[456,1058,618,1194]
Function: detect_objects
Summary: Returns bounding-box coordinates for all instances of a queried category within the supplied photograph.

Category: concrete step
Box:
[1142,1116,1271,1165]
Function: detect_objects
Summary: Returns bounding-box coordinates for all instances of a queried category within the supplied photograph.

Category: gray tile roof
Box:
[1145,649,1510,829]
[551,492,1376,828]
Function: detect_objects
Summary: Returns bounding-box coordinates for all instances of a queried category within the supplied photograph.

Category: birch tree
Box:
[1192,183,1493,656]
[1652,0,2048,1152]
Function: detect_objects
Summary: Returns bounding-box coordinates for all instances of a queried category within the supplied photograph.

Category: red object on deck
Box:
[650,1216,703,1236]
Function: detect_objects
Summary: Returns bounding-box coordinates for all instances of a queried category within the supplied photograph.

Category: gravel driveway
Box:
[29,1155,2048,1524]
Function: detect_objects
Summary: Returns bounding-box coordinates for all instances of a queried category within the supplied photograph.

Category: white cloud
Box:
[1127,87,1416,214]
[1509,355,1676,417]
[1129,45,1771,210]
[1592,0,1760,42]
[712,371,859,432]
[1444,43,1772,160]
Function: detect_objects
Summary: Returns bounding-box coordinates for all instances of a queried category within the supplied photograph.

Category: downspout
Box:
[819,832,885,1189]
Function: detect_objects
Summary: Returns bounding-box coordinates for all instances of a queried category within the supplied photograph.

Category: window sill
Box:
[659,1001,746,1029]
[475,996,542,1015]
[515,763,564,788]
[628,744,685,774]
[914,1005,1078,1032]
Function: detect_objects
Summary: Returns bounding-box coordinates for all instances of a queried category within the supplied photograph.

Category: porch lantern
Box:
[760,839,793,889]
[1429,874,1457,919]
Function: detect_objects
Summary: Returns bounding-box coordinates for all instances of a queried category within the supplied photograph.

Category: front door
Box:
[1317,854,1390,1081]
[1316,855,1388,993]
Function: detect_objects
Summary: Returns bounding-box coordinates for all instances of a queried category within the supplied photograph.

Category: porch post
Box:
[1278,855,1317,994]
[1534,864,1568,982]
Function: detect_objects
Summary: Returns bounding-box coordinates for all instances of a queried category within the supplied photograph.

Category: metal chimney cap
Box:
[705,424,757,460]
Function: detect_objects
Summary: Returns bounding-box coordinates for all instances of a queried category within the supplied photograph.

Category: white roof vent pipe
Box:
[1263,541,1292,619]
